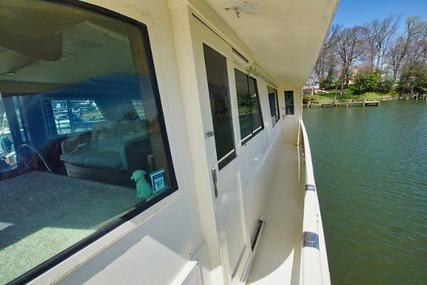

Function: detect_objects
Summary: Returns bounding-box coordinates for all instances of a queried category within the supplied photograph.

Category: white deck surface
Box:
[248,121,304,285]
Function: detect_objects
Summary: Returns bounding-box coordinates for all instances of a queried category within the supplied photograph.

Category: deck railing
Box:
[298,120,331,285]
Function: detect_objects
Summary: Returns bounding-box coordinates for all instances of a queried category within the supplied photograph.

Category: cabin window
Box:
[284,90,295,115]
[0,1,177,284]
[203,45,236,169]
[267,86,280,126]
[234,69,264,143]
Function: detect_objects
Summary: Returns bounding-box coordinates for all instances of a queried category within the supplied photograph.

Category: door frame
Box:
[190,14,251,285]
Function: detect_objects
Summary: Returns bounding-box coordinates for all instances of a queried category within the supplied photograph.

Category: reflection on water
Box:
[304,101,427,285]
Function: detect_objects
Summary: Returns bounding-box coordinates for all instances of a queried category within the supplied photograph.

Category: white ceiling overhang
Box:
[204,0,339,84]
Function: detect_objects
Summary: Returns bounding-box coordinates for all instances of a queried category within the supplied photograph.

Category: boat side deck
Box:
[247,121,304,285]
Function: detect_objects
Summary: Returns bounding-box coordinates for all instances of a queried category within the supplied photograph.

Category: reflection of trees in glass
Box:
[209,84,231,119]
[268,87,279,126]
[235,69,263,140]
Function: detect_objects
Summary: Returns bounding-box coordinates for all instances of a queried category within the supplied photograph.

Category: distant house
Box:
[303,73,320,95]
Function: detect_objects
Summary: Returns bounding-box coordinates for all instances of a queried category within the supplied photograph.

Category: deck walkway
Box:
[247,120,303,285]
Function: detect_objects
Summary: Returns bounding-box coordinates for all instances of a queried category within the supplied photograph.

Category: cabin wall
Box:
[238,79,282,239]
[170,1,303,283]
[27,0,304,284]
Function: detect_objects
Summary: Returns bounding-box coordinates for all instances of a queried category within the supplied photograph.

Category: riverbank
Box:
[303,91,398,104]
[303,91,427,108]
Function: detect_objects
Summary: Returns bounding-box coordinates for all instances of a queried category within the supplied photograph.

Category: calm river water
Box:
[304,100,427,285]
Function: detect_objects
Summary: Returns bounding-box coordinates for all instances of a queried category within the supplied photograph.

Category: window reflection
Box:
[235,69,264,142]
[0,1,176,283]
[268,86,280,126]
[284,90,295,115]
[203,44,236,169]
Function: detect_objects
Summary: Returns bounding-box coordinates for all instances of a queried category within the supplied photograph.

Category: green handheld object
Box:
[131,170,152,200]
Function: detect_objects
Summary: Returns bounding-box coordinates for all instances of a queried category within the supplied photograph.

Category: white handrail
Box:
[299,120,331,285]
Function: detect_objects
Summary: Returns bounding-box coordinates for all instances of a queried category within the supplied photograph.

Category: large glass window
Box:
[284,90,295,115]
[235,69,264,143]
[203,45,236,169]
[267,86,280,126]
[0,1,176,284]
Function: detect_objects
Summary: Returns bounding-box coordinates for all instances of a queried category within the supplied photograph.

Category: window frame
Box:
[202,43,237,170]
[7,1,178,284]
[267,86,280,127]
[234,68,264,145]
[284,90,295,115]
[274,89,280,123]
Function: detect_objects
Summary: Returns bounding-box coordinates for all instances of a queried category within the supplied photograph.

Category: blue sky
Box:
[333,0,427,27]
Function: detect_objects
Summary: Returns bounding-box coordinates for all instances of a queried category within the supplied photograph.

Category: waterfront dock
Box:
[364,100,380,106]
[412,94,427,101]
[399,94,427,101]
[304,99,381,108]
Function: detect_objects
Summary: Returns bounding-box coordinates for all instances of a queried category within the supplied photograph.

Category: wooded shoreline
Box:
[303,93,427,108]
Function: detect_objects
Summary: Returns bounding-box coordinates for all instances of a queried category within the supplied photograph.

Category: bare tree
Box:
[335,26,366,96]
[305,15,426,97]
[375,16,400,70]
[405,19,427,67]
[388,37,406,80]
[364,20,379,71]
[363,16,399,72]
[398,19,427,94]
[387,17,426,80]
[313,25,341,82]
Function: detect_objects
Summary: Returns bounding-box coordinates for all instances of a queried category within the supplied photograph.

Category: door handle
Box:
[211,167,219,199]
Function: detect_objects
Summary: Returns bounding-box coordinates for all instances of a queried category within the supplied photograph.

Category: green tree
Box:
[351,71,380,94]
[319,72,337,90]
[351,70,395,94]
[376,78,394,93]
[398,63,427,94]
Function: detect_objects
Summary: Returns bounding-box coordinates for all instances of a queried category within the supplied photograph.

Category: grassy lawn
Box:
[303,90,399,104]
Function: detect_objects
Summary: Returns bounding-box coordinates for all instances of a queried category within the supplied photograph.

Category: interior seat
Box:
[60,117,153,186]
